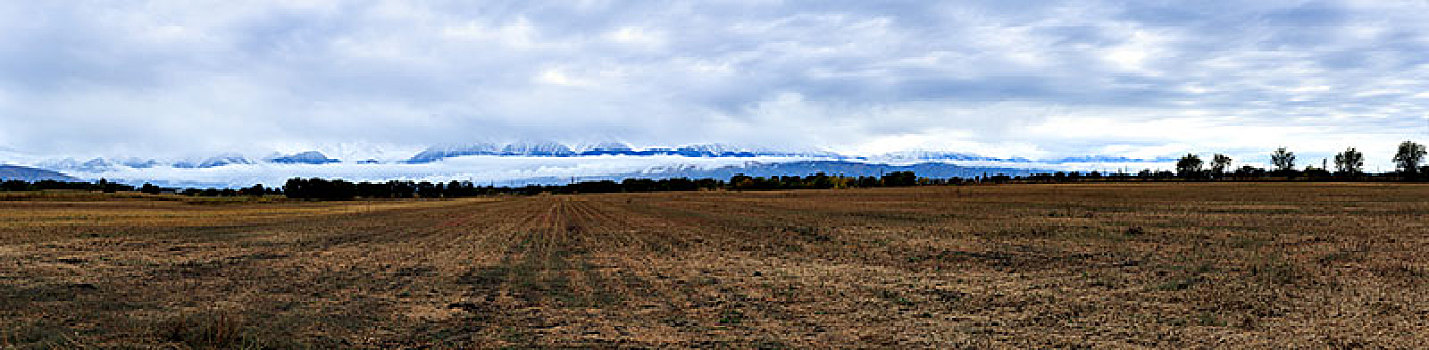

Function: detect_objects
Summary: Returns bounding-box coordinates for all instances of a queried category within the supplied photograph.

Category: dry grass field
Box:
[2,183,1427,348]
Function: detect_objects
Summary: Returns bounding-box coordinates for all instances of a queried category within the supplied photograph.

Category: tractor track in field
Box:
[453,198,623,312]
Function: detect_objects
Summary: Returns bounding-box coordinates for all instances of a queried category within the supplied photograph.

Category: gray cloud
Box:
[1,0,1427,168]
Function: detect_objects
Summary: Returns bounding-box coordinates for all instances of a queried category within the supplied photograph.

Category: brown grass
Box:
[1,183,1426,348]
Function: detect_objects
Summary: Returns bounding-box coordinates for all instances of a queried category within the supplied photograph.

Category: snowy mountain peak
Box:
[500,141,575,156]
[40,158,117,172]
[576,142,635,153]
[119,158,159,168]
[174,154,253,169]
[407,143,502,163]
[268,151,340,164]
[404,142,849,163]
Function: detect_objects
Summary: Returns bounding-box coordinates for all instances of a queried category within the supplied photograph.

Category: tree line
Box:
[1018,141,1426,182]
[2,178,144,194]
[1159,141,1427,180]
[278,171,929,200]
[1,171,937,200]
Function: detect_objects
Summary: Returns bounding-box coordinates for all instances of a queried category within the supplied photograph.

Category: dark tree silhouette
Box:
[1176,154,1203,178]
[881,171,918,187]
[1211,154,1232,177]
[1393,141,1426,175]
[1271,147,1296,172]
[1234,165,1266,179]
[2,180,32,191]
[239,184,267,196]
[284,178,356,200]
[1333,147,1364,176]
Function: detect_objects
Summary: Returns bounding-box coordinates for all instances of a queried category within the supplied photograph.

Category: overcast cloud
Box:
[2,0,1428,169]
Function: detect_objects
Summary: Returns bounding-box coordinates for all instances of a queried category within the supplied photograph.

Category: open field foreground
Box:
[2,183,1427,348]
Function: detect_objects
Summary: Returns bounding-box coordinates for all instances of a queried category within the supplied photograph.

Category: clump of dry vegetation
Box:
[1,183,1426,348]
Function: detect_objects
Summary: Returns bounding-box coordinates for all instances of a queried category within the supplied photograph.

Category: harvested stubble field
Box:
[1,183,1427,348]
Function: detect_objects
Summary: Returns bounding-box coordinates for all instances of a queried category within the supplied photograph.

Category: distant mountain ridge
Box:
[869,151,1177,164]
[405,143,1171,165]
[511,161,1039,185]
[24,143,1177,174]
[40,152,340,172]
[173,154,254,169]
[268,151,340,164]
[0,165,80,182]
[633,160,1037,180]
[406,142,844,164]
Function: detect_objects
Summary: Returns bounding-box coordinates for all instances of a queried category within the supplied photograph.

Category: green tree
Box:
[1333,147,1364,175]
[1393,141,1426,174]
[1271,147,1296,172]
[1176,153,1203,178]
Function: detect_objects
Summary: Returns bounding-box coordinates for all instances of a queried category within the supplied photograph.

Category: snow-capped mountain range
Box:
[30,142,1174,172]
[865,151,1179,164]
[406,142,843,164]
[4,142,1181,188]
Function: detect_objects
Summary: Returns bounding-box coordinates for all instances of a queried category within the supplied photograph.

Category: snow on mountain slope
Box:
[406,142,846,163]
[0,165,80,182]
[7,142,1184,188]
[500,141,576,157]
[268,151,341,164]
[66,155,834,188]
[866,150,1176,171]
[173,154,254,169]
[406,143,502,163]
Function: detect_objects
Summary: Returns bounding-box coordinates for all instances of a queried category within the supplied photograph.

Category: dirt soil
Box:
[1,183,1426,348]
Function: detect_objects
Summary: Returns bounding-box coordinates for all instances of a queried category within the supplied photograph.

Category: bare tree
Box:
[1271,147,1296,172]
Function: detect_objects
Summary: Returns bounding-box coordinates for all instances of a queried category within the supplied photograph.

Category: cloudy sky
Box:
[2,0,1427,169]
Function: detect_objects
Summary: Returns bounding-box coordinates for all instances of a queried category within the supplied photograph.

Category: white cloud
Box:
[535,68,591,87]
[1,0,1428,172]
[604,26,665,49]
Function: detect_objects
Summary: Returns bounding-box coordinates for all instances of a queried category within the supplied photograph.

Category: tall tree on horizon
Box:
[1393,141,1426,174]
[1271,147,1296,172]
[1334,147,1364,175]
[1176,153,1203,178]
[1211,154,1232,177]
